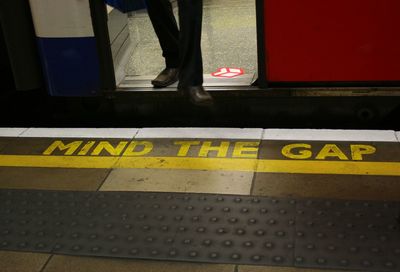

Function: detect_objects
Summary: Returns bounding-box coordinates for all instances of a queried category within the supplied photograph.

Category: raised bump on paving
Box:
[0,190,398,271]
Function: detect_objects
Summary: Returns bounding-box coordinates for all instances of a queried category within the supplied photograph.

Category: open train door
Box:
[257,0,400,88]
[28,0,116,96]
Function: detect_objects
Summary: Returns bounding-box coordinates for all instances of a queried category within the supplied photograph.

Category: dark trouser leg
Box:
[178,0,204,87]
[146,0,180,68]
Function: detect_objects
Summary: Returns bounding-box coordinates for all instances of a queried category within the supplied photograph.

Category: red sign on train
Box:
[211,67,244,78]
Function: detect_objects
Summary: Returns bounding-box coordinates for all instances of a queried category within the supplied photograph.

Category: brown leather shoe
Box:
[179,86,214,106]
[151,68,179,88]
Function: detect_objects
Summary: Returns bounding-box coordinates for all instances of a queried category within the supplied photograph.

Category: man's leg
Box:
[146,0,180,87]
[177,0,203,87]
[146,0,180,68]
[177,0,212,106]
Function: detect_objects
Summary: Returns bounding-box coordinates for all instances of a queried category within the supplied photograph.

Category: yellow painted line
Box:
[0,155,118,169]
[0,155,399,176]
[256,160,400,176]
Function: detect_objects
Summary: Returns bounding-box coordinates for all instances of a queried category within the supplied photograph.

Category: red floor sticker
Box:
[211,67,245,78]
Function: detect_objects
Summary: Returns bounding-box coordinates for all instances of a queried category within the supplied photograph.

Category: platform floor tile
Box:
[100,168,253,195]
[0,137,17,154]
[252,173,400,201]
[238,265,352,272]
[42,255,235,272]
[0,167,110,191]
[0,251,50,272]
[0,137,126,190]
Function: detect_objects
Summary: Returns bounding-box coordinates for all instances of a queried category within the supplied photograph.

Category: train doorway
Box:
[21,0,400,98]
[110,0,258,91]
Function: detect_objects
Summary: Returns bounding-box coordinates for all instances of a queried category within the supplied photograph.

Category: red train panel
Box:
[264,0,400,83]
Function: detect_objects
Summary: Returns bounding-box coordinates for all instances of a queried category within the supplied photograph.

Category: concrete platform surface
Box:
[0,127,398,272]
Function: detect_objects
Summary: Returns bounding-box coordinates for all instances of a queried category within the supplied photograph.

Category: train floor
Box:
[0,127,399,272]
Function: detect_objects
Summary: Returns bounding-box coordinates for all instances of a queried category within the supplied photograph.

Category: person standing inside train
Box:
[146,0,213,106]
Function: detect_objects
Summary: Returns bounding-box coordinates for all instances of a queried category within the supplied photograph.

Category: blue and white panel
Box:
[29,0,101,96]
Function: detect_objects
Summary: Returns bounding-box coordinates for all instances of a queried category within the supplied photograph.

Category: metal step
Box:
[119,74,256,90]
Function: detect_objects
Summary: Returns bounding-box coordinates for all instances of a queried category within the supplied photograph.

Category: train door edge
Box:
[255,0,268,88]
[89,0,116,94]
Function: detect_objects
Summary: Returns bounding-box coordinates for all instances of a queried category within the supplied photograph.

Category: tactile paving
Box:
[0,190,399,271]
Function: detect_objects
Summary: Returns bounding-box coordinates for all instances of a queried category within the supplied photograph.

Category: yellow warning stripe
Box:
[0,155,399,176]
